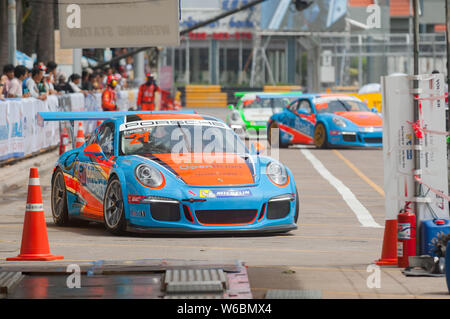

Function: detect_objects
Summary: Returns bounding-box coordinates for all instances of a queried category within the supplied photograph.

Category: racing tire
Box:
[103,175,127,235]
[268,121,289,148]
[51,168,70,226]
[314,123,329,149]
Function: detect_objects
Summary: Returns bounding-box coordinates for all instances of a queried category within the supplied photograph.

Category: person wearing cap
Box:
[102,75,118,111]
[137,73,161,111]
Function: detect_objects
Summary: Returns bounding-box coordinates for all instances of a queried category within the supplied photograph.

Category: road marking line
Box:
[300,149,382,228]
[332,150,385,197]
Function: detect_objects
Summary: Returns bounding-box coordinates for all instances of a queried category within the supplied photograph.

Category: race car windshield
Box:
[242,98,289,109]
[120,124,248,156]
[314,98,370,114]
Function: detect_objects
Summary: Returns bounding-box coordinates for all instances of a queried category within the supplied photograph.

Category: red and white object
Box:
[59,127,69,155]
[397,208,416,268]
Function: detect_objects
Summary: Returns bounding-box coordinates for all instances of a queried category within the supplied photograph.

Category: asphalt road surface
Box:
[0,107,449,299]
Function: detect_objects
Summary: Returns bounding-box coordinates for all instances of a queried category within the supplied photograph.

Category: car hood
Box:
[140,153,256,186]
[334,111,382,127]
[243,108,280,122]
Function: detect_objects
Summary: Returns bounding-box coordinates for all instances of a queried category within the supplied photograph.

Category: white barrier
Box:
[0,89,138,163]
[381,74,449,221]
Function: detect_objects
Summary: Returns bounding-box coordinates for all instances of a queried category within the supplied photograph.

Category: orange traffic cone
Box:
[75,122,85,148]
[375,219,398,266]
[7,168,64,261]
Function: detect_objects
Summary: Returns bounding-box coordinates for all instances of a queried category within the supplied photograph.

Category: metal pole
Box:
[8,0,17,65]
[73,49,82,76]
[134,51,145,85]
[413,0,421,255]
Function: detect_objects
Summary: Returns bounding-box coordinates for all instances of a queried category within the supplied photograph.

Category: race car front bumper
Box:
[126,222,297,235]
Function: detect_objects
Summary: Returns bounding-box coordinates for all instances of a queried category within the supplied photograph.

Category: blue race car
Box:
[40,111,299,235]
[267,94,383,148]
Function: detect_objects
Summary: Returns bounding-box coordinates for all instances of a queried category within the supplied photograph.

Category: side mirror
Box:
[371,107,378,113]
[228,104,235,110]
[83,144,105,159]
[252,142,265,155]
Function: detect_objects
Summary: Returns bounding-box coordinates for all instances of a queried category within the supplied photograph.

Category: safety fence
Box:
[0,89,138,164]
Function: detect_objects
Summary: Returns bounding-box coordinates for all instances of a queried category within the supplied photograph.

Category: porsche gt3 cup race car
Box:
[40,111,299,235]
[267,94,383,148]
[226,92,303,140]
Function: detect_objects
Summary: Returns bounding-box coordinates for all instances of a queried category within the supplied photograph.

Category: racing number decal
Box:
[128,131,150,145]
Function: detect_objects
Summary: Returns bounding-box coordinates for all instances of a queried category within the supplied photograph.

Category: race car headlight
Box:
[135,164,163,188]
[332,117,347,128]
[266,161,288,186]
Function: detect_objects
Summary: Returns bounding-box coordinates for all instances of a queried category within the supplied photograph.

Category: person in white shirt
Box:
[27,67,47,100]
[8,65,30,98]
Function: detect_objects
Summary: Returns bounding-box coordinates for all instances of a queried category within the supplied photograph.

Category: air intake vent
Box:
[195,209,257,225]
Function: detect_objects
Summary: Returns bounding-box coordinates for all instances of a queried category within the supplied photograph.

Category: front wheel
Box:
[103,176,126,235]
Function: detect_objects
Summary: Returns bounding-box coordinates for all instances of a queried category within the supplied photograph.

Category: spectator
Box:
[46,61,58,78]
[27,67,47,100]
[67,73,88,96]
[7,65,30,98]
[81,70,93,91]
[22,68,31,94]
[103,67,114,86]
[1,64,15,97]
[55,73,67,92]
[46,61,59,95]
[0,79,5,100]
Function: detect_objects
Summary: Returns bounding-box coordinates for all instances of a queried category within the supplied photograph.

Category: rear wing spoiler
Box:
[38,110,196,122]
[254,92,304,99]
[38,110,196,149]
[234,92,264,98]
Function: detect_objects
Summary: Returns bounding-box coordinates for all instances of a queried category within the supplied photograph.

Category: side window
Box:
[298,100,312,113]
[99,124,115,158]
[288,101,299,112]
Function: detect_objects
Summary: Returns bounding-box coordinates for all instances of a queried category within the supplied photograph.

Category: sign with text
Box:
[58,0,180,49]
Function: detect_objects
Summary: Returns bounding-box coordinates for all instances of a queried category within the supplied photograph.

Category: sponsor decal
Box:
[120,119,227,131]
[130,210,145,217]
[199,189,252,198]
[128,195,146,204]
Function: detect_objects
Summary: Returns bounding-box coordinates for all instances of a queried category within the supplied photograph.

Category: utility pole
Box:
[8,0,16,65]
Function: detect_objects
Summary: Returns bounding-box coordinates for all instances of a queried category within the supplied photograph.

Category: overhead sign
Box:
[58,0,180,49]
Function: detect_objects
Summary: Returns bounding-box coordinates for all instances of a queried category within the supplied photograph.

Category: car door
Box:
[289,99,316,144]
[76,122,116,220]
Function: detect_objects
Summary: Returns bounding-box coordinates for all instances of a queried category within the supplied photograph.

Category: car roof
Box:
[291,93,361,101]
[122,113,224,124]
